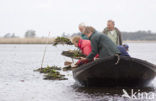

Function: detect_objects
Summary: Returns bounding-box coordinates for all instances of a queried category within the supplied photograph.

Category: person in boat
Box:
[117,44,130,57]
[78,23,88,40]
[80,26,121,63]
[71,36,98,66]
[72,36,91,56]
[103,20,122,45]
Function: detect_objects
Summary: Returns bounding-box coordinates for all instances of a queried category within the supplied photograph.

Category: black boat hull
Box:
[72,56,156,87]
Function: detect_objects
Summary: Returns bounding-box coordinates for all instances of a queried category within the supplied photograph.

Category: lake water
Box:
[0,42,156,101]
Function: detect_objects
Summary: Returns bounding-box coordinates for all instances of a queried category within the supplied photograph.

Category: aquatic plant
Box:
[34,65,61,73]
[44,70,67,80]
[34,65,67,80]
[52,37,73,46]
[61,50,86,59]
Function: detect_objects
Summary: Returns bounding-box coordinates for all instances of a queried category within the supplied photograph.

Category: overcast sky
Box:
[0,0,156,37]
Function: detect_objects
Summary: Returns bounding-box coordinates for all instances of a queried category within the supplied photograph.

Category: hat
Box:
[123,44,129,50]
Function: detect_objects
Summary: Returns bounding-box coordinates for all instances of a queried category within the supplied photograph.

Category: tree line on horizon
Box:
[2,30,156,41]
[3,30,36,38]
[71,30,156,41]
[122,31,156,40]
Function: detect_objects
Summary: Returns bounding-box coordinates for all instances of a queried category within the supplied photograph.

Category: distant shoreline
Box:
[123,40,156,43]
[0,38,55,44]
[0,38,156,44]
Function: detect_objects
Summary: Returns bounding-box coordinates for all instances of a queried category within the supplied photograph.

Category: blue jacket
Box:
[117,46,130,57]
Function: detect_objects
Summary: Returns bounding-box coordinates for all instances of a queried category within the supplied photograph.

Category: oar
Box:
[40,32,51,69]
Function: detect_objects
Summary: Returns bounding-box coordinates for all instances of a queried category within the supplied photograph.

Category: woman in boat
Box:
[72,36,91,56]
[71,36,98,66]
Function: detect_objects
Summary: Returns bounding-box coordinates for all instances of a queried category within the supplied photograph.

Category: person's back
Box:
[87,31,120,59]
[99,33,120,57]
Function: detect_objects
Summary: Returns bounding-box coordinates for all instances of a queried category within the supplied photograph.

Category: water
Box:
[0,42,156,101]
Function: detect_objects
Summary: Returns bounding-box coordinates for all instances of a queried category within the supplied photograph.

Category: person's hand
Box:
[80,58,89,64]
[71,63,78,68]
[75,58,90,66]
[94,57,99,61]
[80,57,87,61]
[64,61,72,66]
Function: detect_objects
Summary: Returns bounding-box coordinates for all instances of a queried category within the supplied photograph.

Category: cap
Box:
[123,44,129,49]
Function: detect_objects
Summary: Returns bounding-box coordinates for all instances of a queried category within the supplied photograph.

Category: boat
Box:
[72,56,156,87]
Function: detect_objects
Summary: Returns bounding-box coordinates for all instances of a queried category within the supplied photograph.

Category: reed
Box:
[0,38,55,44]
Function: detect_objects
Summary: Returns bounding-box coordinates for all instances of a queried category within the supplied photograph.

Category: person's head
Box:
[107,20,115,31]
[83,26,96,38]
[79,23,86,33]
[123,44,129,51]
[72,36,81,47]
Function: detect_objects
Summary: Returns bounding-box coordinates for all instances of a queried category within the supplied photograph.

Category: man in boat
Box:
[103,20,122,45]
[117,44,130,57]
[80,26,120,62]
[78,23,88,40]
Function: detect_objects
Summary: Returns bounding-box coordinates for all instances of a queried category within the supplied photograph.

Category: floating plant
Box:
[34,65,67,80]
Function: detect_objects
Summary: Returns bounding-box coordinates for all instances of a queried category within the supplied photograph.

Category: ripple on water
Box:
[0,43,156,101]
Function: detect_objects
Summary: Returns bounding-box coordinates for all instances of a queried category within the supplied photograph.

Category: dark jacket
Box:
[86,32,120,60]
[117,46,130,57]
[103,27,122,45]
[81,33,88,40]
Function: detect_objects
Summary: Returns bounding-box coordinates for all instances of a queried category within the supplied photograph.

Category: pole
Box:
[40,32,51,68]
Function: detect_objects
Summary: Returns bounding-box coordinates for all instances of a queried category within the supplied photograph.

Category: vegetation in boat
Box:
[52,37,73,46]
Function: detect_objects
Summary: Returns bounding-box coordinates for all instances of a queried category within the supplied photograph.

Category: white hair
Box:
[79,23,85,27]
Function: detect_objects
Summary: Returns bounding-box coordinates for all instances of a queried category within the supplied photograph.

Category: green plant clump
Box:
[53,37,73,46]
[62,50,86,59]
[34,65,61,73]
[34,65,67,80]
[44,70,67,80]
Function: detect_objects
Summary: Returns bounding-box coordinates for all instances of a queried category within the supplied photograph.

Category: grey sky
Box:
[0,0,156,37]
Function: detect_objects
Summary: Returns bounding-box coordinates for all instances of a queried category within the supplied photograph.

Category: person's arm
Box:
[102,28,108,34]
[116,28,122,45]
[102,29,105,34]
[118,31,122,45]
[86,39,98,60]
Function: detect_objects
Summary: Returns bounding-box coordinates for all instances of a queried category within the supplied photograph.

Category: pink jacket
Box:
[78,39,91,56]
[76,39,99,66]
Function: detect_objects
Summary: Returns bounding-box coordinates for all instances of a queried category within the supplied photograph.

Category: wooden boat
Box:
[72,56,156,87]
